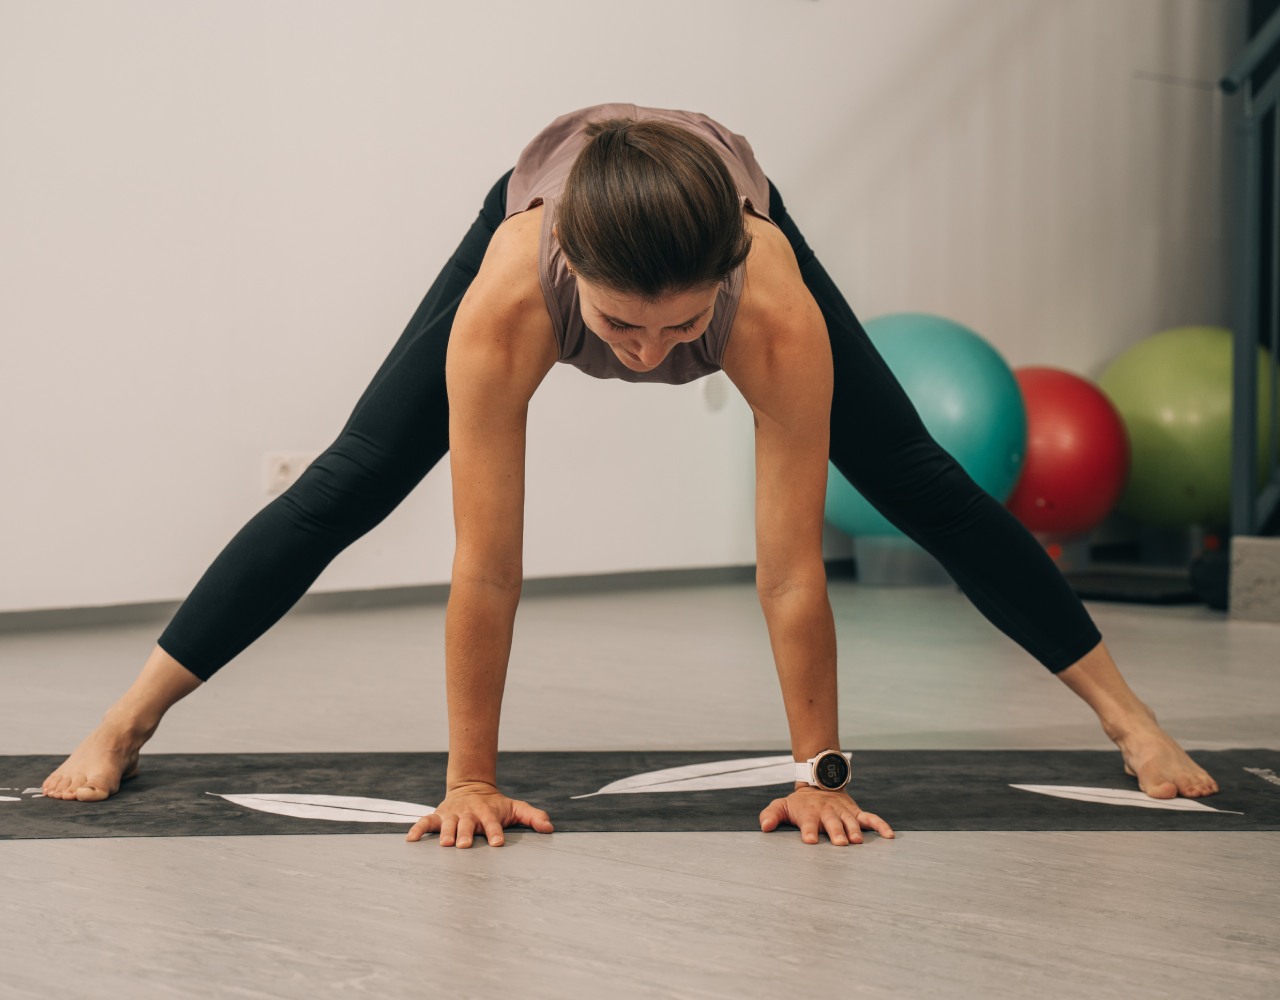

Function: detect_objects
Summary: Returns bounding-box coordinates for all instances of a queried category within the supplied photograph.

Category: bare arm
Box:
[723,221,893,844]
[723,226,838,765]
[407,210,557,846]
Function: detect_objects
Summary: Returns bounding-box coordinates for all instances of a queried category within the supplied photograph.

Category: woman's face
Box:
[575,278,719,373]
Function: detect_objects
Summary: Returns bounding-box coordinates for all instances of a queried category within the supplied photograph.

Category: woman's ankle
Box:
[99,647,202,740]
[101,703,162,742]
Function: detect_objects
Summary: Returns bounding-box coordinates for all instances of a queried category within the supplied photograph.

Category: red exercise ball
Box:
[1006,367,1130,540]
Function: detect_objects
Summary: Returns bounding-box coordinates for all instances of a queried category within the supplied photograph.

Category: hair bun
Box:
[583,118,635,141]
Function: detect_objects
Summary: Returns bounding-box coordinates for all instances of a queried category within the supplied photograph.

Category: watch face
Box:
[816,752,850,789]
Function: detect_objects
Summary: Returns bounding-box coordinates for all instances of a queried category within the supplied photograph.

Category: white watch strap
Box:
[794,752,853,785]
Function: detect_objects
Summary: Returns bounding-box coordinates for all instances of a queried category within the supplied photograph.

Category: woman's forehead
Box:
[584,281,717,320]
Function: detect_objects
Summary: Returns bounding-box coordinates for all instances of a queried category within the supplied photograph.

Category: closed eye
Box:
[604,318,701,334]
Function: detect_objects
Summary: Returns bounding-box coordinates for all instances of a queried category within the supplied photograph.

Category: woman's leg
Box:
[159,171,511,681]
[764,178,1217,797]
[42,172,513,801]
[765,179,1099,672]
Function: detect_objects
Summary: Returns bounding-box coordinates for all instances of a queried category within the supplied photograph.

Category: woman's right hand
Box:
[405,781,554,847]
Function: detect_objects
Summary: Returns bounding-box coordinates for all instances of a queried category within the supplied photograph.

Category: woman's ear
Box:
[552,224,575,276]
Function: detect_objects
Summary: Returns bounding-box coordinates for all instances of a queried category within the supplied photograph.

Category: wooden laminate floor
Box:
[2,581,1277,999]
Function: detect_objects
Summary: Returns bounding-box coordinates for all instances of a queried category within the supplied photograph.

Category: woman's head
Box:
[555,117,753,302]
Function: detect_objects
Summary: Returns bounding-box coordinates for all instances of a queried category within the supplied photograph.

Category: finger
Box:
[759,799,787,833]
[857,810,896,839]
[800,819,821,845]
[512,800,555,834]
[439,814,458,848]
[481,817,506,847]
[455,815,476,849]
[821,813,850,846]
[839,812,865,845]
[405,813,440,843]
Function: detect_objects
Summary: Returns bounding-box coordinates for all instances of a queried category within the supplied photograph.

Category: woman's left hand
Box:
[759,786,895,845]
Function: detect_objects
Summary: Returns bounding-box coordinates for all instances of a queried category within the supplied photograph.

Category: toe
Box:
[49,772,84,799]
[78,771,118,801]
[74,781,110,802]
[1181,770,1219,797]
[1142,779,1178,799]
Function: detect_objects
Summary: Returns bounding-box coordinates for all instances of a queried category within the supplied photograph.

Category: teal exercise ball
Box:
[1097,325,1277,529]
[826,313,1026,537]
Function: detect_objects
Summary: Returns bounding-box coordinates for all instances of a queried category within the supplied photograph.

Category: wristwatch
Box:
[794,750,852,791]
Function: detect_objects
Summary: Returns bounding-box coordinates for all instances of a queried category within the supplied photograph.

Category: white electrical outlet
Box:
[263,452,319,495]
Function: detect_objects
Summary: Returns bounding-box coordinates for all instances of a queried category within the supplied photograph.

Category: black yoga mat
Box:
[3,749,1276,841]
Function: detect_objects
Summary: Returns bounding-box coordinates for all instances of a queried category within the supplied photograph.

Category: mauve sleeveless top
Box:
[505,103,774,385]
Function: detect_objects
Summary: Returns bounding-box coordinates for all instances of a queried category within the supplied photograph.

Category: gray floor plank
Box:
[2,832,1276,1000]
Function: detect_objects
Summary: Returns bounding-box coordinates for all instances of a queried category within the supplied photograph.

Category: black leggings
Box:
[158,171,1100,682]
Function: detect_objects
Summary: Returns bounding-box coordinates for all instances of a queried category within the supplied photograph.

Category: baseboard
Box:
[0,563,853,635]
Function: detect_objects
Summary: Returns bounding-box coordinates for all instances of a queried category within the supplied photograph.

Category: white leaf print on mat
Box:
[211,793,434,823]
[1010,785,1242,814]
[572,754,795,799]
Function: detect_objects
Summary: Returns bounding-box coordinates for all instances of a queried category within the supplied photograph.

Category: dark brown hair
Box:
[556,118,753,300]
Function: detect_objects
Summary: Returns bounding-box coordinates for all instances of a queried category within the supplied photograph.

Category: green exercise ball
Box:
[1097,325,1277,529]
[825,313,1026,537]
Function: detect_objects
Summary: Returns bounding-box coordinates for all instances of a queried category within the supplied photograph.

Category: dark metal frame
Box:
[1224,7,1280,537]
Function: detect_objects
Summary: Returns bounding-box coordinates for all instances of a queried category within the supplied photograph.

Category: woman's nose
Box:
[634,338,674,366]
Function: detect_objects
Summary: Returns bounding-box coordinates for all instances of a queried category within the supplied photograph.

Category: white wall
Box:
[0,0,1243,613]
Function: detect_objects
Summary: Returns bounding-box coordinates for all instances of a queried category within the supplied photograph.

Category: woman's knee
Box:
[834,438,990,536]
[277,438,439,536]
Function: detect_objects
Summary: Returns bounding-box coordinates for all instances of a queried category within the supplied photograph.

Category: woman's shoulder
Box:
[464,206,550,326]
[723,214,829,405]
[484,204,544,283]
[451,205,557,372]
[732,214,814,344]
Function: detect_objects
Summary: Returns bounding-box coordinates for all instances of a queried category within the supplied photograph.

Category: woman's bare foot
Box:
[1055,641,1219,799]
[41,643,202,802]
[42,712,156,801]
[1106,709,1220,799]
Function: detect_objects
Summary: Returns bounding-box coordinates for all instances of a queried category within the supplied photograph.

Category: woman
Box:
[43,104,1219,847]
